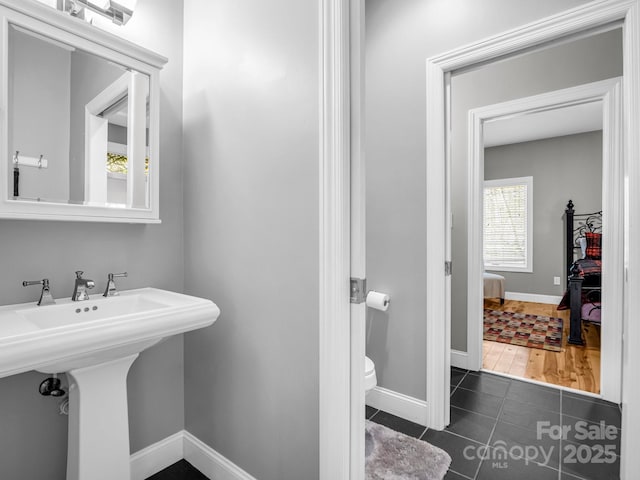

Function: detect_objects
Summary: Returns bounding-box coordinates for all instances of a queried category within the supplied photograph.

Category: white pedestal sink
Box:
[0,288,220,480]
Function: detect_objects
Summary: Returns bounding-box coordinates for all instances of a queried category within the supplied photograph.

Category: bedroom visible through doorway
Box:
[464,77,623,402]
[481,124,603,395]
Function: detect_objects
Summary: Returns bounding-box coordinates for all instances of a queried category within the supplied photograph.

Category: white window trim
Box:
[108,142,151,157]
[108,142,128,156]
[483,175,533,273]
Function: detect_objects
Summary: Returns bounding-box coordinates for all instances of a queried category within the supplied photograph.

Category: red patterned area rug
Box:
[483,309,563,352]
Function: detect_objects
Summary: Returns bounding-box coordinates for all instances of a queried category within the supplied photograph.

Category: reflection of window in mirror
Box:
[106,143,149,206]
[106,151,150,175]
[102,91,150,206]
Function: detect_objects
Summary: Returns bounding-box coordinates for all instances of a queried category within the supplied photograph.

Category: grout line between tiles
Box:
[447,468,474,480]
[472,383,508,480]
[451,370,470,394]
[561,412,622,429]
[560,471,589,480]
[454,385,505,399]
[426,427,485,445]
[497,416,557,431]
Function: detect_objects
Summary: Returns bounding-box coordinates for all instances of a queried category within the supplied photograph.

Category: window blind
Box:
[483,178,531,270]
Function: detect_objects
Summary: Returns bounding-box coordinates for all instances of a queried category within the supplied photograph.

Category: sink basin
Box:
[0,287,219,376]
[0,287,220,480]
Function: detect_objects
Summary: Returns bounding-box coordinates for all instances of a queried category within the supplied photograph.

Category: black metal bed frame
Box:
[564,200,602,345]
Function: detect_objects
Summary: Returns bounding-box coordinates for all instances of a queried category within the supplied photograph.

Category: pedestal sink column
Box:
[65,354,139,480]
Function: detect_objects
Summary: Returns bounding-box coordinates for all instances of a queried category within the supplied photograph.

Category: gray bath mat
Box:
[365,420,451,480]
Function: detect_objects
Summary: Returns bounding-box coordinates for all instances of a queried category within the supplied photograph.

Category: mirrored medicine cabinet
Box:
[0,0,167,222]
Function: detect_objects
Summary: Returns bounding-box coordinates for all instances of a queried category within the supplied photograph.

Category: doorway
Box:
[419,2,640,479]
[464,79,623,402]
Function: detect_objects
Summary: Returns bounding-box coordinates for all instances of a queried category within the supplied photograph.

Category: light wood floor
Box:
[483,298,601,394]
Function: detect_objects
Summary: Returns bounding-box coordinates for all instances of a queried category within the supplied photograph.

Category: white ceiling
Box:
[483,101,603,148]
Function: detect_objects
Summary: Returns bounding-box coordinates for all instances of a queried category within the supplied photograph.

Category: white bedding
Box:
[483,272,505,301]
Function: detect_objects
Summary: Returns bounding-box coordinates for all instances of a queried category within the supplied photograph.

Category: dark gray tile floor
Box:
[366,367,621,480]
[145,460,208,480]
[148,368,622,480]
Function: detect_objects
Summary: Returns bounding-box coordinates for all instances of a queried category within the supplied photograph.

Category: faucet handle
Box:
[22,278,56,306]
[23,278,49,287]
[104,272,128,297]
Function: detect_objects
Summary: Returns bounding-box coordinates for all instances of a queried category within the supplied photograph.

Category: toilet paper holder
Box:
[350,278,391,309]
[365,290,390,311]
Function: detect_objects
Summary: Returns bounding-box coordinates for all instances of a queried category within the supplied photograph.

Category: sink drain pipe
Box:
[39,374,66,397]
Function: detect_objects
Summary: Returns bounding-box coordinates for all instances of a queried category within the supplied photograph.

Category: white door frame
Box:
[84,72,131,206]
[424,0,640,478]
[321,0,458,475]
[349,0,366,479]
[467,78,624,404]
[319,0,366,479]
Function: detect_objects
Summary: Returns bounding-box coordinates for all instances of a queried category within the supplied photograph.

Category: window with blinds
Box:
[483,176,533,272]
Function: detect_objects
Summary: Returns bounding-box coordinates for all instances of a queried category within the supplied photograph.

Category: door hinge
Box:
[445,261,452,276]
[350,277,367,304]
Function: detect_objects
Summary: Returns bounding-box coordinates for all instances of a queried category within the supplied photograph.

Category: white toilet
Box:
[365,356,377,394]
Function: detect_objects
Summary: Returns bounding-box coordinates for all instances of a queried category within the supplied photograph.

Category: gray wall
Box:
[365,0,594,401]
[450,29,622,351]
[0,1,185,479]
[182,1,319,479]
[10,28,70,201]
[484,131,603,296]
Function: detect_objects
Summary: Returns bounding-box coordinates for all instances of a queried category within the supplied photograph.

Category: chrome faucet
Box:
[103,272,128,297]
[22,278,56,306]
[72,271,95,301]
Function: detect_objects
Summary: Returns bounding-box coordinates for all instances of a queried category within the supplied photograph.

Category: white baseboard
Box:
[184,431,258,480]
[366,386,428,427]
[451,349,469,370]
[130,431,184,480]
[504,291,562,305]
[130,430,256,480]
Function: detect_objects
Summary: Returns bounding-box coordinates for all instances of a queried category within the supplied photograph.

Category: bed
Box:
[483,272,505,305]
[559,200,602,345]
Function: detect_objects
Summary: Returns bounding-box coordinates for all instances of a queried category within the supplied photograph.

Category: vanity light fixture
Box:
[60,0,137,26]
[86,0,110,9]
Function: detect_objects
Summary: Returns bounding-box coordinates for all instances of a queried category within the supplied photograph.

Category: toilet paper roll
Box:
[366,291,390,311]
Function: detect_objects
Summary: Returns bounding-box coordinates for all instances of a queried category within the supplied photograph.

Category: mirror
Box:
[9,25,149,208]
[0,2,165,222]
